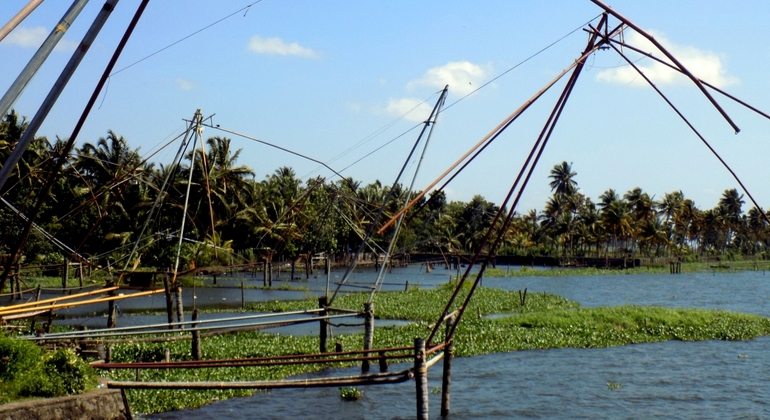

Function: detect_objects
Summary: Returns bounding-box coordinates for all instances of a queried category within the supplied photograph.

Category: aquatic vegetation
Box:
[607,381,621,390]
[92,287,770,414]
[339,387,363,400]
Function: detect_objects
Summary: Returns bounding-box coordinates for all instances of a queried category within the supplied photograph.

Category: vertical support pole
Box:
[174,278,184,327]
[378,351,388,372]
[61,260,69,289]
[14,265,21,300]
[441,316,455,417]
[362,302,374,373]
[191,308,201,360]
[9,271,15,300]
[268,260,272,287]
[325,257,330,299]
[163,275,173,330]
[120,388,133,420]
[35,285,41,301]
[241,279,245,309]
[414,337,429,420]
[106,280,116,328]
[318,296,328,353]
[78,263,84,287]
[263,260,267,286]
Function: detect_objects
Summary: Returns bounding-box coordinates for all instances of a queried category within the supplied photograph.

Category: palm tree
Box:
[548,161,578,197]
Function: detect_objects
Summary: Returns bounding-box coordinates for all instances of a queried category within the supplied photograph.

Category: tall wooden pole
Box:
[441,316,455,417]
[362,302,374,372]
[414,337,428,420]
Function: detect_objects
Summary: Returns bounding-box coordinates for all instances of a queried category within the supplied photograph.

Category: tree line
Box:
[0,111,767,271]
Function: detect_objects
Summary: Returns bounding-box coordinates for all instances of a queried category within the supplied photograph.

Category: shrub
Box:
[16,348,97,398]
[0,334,42,382]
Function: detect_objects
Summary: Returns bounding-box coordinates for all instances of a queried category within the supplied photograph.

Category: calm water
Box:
[133,269,770,418]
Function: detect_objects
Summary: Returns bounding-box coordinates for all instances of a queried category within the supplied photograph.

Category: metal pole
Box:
[0,0,117,192]
[0,0,89,117]
[0,0,45,43]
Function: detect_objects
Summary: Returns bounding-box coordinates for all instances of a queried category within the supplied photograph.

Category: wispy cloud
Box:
[596,30,737,88]
[408,61,488,95]
[3,26,78,51]
[247,35,319,58]
[175,78,198,91]
[385,97,435,123]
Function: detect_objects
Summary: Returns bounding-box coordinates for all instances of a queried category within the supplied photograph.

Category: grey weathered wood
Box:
[163,276,174,330]
[362,302,374,372]
[191,308,202,360]
[414,337,429,420]
[441,316,455,417]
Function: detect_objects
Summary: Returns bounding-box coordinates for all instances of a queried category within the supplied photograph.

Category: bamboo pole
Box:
[106,370,412,390]
[0,289,162,317]
[0,286,119,312]
[0,0,45,43]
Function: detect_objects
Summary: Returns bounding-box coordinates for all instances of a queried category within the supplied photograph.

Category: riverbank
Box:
[90,282,770,414]
[484,258,770,277]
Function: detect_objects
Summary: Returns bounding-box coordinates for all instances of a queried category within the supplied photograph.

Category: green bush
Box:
[0,334,42,381]
[15,348,97,398]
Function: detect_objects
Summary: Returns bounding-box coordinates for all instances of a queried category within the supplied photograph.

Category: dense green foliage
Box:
[2,111,769,288]
[0,334,97,403]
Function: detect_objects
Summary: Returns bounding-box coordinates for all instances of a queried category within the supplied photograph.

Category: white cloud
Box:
[385,97,435,122]
[3,26,77,51]
[408,61,488,95]
[247,35,319,58]
[175,78,198,91]
[596,30,737,88]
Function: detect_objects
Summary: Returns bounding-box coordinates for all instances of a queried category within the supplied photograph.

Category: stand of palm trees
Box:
[0,111,767,278]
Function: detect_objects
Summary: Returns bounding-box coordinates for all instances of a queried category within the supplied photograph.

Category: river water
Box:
[133,268,770,419]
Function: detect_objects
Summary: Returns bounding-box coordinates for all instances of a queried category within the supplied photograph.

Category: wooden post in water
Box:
[318,296,328,353]
[325,257,330,299]
[61,260,69,288]
[441,316,455,417]
[163,276,174,330]
[14,265,21,300]
[362,302,374,373]
[107,280,117,329]
[191,308,202,360]
[77,263,83,288]
[174,278,184,327]
[241,279,245,309]
[268,260,273,287]
[263,260,268,286]
[414,337,429,420]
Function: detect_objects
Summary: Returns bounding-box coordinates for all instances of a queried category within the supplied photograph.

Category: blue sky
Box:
[2,0,770,214]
